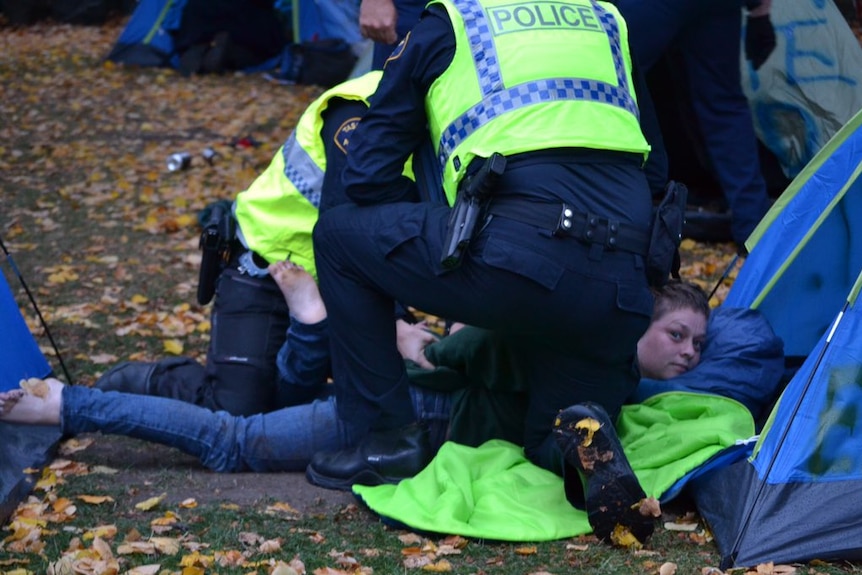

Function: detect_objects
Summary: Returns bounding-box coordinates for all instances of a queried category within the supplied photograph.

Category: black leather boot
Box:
[306,422,432,491]
[553,402,659,548]
[94,361,158,395]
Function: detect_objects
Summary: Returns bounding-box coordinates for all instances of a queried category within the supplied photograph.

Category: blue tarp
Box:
[0,267,61,524]
[0,271,51,391]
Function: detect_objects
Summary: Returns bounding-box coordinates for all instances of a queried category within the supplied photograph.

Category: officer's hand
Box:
[360,0,398,45]
[745,14,776,70]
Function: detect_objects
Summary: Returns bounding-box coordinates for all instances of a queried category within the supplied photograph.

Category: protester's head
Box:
[637,281,710,380]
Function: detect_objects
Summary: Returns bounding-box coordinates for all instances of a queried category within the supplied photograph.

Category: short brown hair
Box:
[651,281,710,323]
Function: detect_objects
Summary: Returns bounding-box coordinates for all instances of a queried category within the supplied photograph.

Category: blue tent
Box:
[694,108,862,568]
[105,0,188,68]
[106,0,361,72]
[0,263,61,524]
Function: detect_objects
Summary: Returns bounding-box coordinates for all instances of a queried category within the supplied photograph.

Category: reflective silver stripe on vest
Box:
[282,131,324,208]
[439,0,638,167]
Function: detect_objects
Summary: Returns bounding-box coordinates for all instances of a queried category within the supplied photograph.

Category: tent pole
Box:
[708,254,740,301]
[0,236,74,386]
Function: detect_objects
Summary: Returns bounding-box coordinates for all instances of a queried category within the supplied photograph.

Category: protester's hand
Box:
[745,9,776,70]
[396,319,437,369]
[447,322,467,335]
[359,0,398,45]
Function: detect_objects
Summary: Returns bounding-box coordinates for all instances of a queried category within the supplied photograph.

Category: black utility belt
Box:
[487,198,650,256]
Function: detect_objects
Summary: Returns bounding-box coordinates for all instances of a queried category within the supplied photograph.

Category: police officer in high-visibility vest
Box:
[95,71,405,416]
[307,0,660,544]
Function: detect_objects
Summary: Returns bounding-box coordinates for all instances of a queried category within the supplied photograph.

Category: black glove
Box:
[745,14,776,70]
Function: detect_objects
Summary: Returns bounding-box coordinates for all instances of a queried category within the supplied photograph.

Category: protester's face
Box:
[636,307,707,380]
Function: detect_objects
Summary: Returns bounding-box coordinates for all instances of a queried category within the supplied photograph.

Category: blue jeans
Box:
[60,381,450,473]
[59,315,451,472]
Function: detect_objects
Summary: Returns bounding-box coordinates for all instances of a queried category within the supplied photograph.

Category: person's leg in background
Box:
[678,9,771,247]
[369,0,426,70]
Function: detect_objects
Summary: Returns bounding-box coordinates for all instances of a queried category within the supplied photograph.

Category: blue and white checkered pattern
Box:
[439,0,638,168]
[282,132,324,208]
[455,0,503,96]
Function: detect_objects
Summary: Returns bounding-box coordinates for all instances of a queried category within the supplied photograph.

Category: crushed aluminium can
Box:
[202,147,218,165]
[166,152,192,172]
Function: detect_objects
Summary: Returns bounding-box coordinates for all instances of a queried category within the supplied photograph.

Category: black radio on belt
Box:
[197,201,235,305]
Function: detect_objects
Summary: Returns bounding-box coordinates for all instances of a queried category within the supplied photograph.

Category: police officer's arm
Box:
[318,97,372,213]
[341,6,454,205]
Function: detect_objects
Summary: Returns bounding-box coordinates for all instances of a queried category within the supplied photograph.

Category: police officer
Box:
[96,71,397,416]
[307,0,656,501]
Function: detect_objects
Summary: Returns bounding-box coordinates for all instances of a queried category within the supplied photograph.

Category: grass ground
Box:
[1,11,861,575]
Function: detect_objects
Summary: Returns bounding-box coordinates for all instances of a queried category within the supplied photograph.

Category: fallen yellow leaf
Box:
[163,339,184,354]
[78,495,114,504]
[135,493,167,511]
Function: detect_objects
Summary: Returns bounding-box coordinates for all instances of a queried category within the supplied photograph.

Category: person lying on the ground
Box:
[0,280,736,541]
[411,281,711,449]
[0,277,710,476]
[0,278,715,548]
[0,260,452,474]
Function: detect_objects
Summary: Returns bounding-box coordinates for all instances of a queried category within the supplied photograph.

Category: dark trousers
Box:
[313,199,653,473]
[148,266,313,416]
[618,0,771,244]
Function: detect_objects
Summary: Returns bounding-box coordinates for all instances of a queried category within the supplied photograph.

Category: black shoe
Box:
[94,361,158,395]
[202,31,231,74]
[306,423,432,491]
[553,402,658,548]
[178,43,208,77]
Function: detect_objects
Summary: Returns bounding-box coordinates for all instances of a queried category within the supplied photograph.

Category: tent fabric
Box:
[354,392,753,542]
[726,108,862,357]
[106,0,187,68]
[0,270,51,392]
[107,0,362,75]
[694,107,862,568]
[695,274,862,568]
[0,269,61,524]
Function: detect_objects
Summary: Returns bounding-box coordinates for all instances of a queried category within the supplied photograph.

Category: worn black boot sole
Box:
[553,402,657,548]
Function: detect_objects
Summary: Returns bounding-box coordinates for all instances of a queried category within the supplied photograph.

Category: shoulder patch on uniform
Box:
[384,32,410,68]
[333,116,362,154]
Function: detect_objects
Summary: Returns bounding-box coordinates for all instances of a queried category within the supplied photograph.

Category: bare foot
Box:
[268,260,327,324]
[0,378,63,426]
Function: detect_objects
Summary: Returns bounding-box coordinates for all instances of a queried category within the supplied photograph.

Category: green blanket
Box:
[354,392,754,541]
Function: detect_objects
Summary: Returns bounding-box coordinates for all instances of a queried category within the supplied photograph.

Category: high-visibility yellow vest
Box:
[426,0,650,203]
[233,72,383,279]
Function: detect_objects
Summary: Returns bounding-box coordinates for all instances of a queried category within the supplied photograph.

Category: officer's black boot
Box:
[94,357,204,405]
[94,361,159,395]
[553,402,660,548]
[306,422,432,491]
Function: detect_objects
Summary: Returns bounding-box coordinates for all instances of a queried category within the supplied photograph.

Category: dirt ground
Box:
[70,433,357,512]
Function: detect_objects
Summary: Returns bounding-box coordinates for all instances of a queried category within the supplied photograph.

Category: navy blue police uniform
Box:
[614,0,772,245]
[310,3,656,477]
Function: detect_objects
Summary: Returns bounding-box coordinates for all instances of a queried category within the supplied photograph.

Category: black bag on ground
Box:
[646,180,687,288]
[276,39,357,88]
